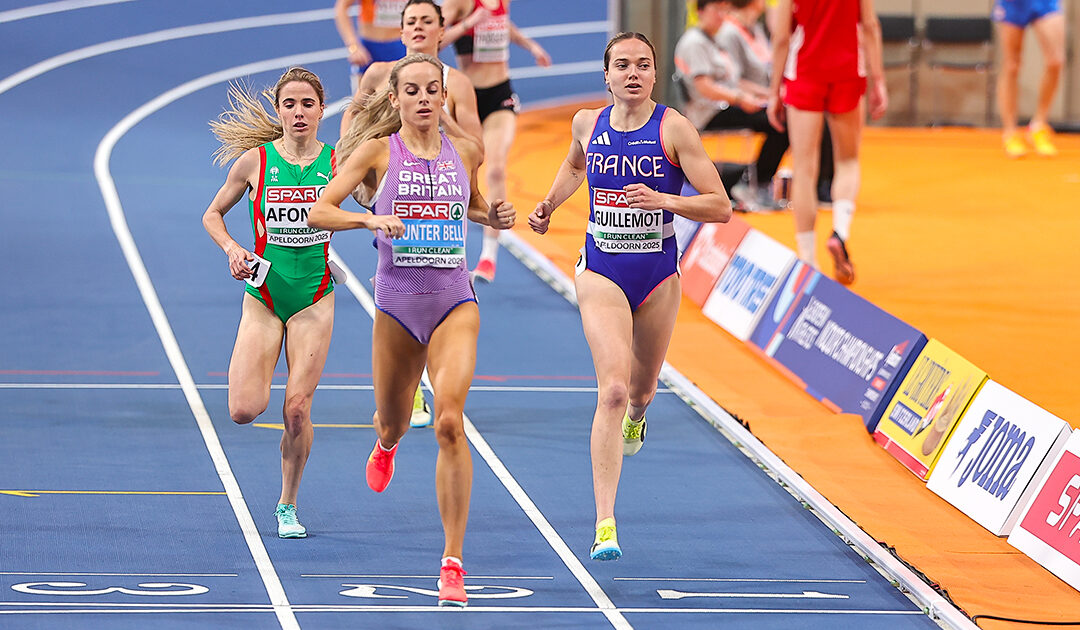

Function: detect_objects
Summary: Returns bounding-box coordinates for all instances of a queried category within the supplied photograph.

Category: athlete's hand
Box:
[369,214,405,238]
[869,77,888,121]
[529,199,554,234]
[766,94,785,132]
[463,7,490,29]
[531,44,552,68]
[489,199,515,230]
[348,44,371,68]
[623,183,664,211]
[226,244,255,281]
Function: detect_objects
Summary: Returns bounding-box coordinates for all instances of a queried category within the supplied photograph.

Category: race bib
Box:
[245,253,271,288]
[589,187,665,253]
[264,186,331,247]
[373,0,407,28]
[390,200,466,268]
[473,15,509,63]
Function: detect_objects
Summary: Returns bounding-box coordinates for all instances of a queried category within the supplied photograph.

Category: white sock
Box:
[480,231,500,261]
[442,556,462,568]
[796,231,818,267]
[832,199,855,242]
[377,440,396,453]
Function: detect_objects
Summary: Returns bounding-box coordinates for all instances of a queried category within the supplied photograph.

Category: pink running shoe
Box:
[365,440,397,493]
[826,232,856,286]
[437,559,468,607]
[472,257,495,283]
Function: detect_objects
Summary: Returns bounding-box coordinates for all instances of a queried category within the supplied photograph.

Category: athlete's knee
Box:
[1000,58,1022,78]
[282,394,312,437]
[596,382,630,413]
[229,397,267,425]
[1044,53,1064,74]
[485,161,507,186]
[434,413,466,448]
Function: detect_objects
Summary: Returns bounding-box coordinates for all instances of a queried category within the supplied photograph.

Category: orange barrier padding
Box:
[505,103,1080,625]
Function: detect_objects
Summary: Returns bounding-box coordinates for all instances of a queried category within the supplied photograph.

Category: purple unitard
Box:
[371,131,476,344]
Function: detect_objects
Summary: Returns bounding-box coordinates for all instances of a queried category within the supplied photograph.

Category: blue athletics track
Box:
[0,1,965,629]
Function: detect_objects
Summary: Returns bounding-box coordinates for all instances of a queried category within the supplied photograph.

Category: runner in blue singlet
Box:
[528,33,732,561]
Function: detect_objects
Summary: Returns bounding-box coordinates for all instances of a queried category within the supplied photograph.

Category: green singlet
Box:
[245,141,336,323]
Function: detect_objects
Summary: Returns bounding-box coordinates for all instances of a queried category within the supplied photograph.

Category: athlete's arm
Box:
[308,139,404,236]
[448,69,485,145]
[861,0,888,120]
[439,0,488,50]
[462,138,514,229]
[627,110,730,224]
[509,21,551,67]
[334,0,371,67]
[528,108,595,234]
[766,0,793,131]
[202,148,259,280]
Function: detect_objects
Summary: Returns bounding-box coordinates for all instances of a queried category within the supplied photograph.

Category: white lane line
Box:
[327,253,631,630]
[0,0,134,24]
[94,49,346,630]
[501,230,979,630]
[0,8,335,96]
[518,21,610,39]
[510,60,601,81]
[0,382,676,394]
[614,577,866,584]
[0,604,926,615]
[301,574,554,580]
[0,572,236,577]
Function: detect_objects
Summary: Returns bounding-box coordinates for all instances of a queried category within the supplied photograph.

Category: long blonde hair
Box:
[209,67,326,167]
[337,53,444,167]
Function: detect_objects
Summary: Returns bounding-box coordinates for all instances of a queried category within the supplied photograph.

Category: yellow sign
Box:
[873,339,987,479]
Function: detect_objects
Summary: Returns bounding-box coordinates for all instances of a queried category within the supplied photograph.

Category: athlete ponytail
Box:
[337,53,444,167]
[209,67,326,167]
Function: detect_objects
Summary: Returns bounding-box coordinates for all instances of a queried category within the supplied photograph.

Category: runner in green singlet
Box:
[202,67,335,540]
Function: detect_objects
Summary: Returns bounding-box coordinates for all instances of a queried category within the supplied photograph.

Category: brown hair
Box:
[209,67,326,167]
[337,53,444,167]
[603,32,657,70]
[402,0,443,27]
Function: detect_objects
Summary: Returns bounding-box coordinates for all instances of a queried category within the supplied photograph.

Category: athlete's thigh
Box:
[629,275,680,395]
[1031,11,1065,64]
[282,293,334,400]
[575,270,634,385]
[482,110,517,164]
[426,301,480,418]
[995,21,1025,66]
[785,107,827,165]
[824,103,863,162]
[229,293,285,403]
[372,310,427,423]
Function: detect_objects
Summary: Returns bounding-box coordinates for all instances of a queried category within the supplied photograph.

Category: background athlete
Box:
[309,53,515,607]
[335,0,409,92]
[529,33,731,561]
[202,67,335,540]
[441,0,550,283]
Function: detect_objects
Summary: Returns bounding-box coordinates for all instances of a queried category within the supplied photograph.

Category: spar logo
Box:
[1019,451,1080,561]
[592,187,630,208]
[393,200,465,221]
[949,409,1034,499]
[266,186,324,203]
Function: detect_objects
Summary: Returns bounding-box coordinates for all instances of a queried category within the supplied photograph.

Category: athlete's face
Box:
[604,40,655,103]
[391,61,445,129]
[401,5,443,54]
[275,81,323,140]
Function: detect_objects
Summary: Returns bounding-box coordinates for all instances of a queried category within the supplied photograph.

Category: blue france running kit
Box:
[581,104,685,310]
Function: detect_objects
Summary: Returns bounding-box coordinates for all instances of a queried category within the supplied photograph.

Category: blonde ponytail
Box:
[209,67,327,167]
[337,53,444,167]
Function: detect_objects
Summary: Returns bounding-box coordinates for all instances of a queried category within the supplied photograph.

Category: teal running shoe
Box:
[275,503,306,539]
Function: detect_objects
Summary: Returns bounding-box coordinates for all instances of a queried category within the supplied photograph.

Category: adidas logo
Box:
[591,131,611,146]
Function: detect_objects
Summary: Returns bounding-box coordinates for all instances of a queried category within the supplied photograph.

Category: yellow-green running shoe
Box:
[275,503,306,538]
[410,386,432,428]
[590,517,621,561]
[622,413,646,456]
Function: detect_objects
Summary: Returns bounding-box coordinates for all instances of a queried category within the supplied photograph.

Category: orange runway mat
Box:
[502,102,1080,628]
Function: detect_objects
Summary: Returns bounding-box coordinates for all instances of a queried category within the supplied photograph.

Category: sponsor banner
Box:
[1008,430,1080,591]
[702,230,794,341]
[680,216,751,307]
[873,339,988,479]
[927,381,1071,536]
[748,261,927,431]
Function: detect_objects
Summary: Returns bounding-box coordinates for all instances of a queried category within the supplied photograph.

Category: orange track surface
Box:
[502,102,1080,628]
